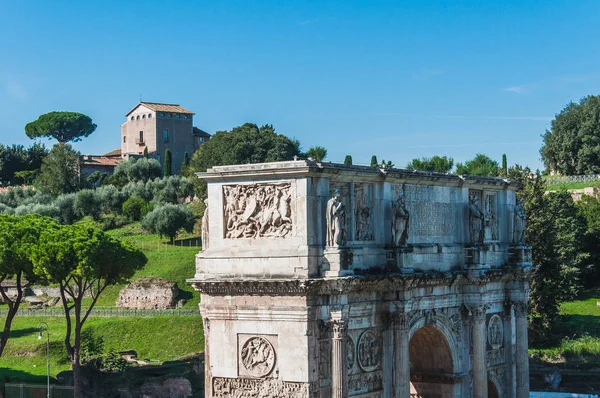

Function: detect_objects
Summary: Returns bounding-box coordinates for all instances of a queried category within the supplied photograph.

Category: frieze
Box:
[212,377,310,398]
[486,348,505,367]
[223,183,293,239]
[190,269,530,296]
[348,371,383,394]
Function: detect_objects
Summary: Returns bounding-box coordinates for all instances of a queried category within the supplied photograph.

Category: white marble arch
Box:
[408,313,465,398]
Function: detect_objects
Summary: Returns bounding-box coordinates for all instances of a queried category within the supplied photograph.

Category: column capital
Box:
[330,319,347,339]
[465,304,489,322]
[512,301,529,318]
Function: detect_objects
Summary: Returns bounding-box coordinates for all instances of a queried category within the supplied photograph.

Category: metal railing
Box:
[1,306,198,318]
[545,174,600,184]
[4,383,74,398]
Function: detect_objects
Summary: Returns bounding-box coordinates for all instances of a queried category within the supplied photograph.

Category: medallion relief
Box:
[239,336,276,378]
[223,183,293,239]
[487,314,503,350]
[357,329,381,372]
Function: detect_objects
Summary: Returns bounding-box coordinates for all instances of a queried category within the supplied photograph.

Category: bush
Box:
[122,197,148,221]
[55,193,77,224]
[74,189,101,220]
[96,185,127,214]
[109,158,162,187]
[98,214,128,231]
[141,204,194,243]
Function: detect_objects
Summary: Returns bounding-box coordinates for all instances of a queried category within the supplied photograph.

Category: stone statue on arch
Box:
[326,189,346,247]
[391,188,409,246]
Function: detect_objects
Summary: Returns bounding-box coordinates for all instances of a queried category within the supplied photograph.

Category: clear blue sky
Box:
[2,0,600,170]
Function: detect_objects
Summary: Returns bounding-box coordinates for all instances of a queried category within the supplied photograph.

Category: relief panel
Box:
[354,183,374,241]
[212,377,309,398]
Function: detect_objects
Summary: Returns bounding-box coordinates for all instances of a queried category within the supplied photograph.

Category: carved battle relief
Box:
[484,193,498,241]
[238,336,276,378]
[486,348,505,367]
[354,183,374,241]
[487,314,504,350]
[223,183,293,239]
[212,377,309,398]
[357,329,381,372]
[348,371,383,394]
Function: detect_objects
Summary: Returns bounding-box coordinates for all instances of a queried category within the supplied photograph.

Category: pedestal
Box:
[509,245,533,269]
[385,246,414,274]
[465,245,491,278]
[323,247,353,277]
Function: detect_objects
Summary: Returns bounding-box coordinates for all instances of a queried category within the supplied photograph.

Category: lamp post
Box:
[37,322,50,398]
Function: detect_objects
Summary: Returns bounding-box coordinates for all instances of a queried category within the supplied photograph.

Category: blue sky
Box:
[2,0,600,170]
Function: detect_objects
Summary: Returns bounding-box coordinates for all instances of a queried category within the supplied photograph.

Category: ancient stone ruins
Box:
[189,160,533,398]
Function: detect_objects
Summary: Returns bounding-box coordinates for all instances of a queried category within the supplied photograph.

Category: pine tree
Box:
[344,155,353,166]
[164,149,172,177]
[370,155,378,167]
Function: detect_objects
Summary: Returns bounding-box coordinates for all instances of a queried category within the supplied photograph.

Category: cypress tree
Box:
[502,154,508,176]
[344,155,353,166]
[182,151,190,168]
[143,146,148,159]
[370,155,378,167]
[164,149,172,177]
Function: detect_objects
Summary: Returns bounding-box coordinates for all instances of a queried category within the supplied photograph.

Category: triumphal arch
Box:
[190,160,532,398]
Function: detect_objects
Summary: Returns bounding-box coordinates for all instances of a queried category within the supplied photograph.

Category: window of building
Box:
[123,136,126,143]
[163,129,169,143]
[167,114,172,118]
[183,115,188,119]
[142,114,146,119]
[131,116,134,121]
[159,113,165,117]
[139,131,144,143]
[175,114,180,119]
[148,114,152,118]
[136,115,140,120]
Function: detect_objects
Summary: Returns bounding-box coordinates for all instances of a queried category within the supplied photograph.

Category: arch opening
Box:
[488,378,500,398]
[409,325,455,398]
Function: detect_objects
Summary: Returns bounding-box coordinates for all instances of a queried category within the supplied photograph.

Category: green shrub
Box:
[99,214,128,231]
[122,197,147,221]
[74,189,101,220]
[55,193,77,224]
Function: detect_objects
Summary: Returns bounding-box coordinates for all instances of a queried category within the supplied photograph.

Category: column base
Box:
[509,244,533,269]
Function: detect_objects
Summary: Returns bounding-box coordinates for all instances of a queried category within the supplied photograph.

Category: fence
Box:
[0,307,198,318]
[544,174,600,184]
[4,383,74,398]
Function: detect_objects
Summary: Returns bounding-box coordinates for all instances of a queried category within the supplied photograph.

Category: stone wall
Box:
[116,277,179,309]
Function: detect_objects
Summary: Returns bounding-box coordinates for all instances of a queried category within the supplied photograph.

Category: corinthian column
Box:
[471,305,488,398]
[331,319,348,398]
[392,313,410,398]
[513,301,530,398]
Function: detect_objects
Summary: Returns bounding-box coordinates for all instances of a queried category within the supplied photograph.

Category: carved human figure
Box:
[391,191,409,245]
[469,195,485,244]
[514,199,526,244]
[326,189,346,247]
[201,199,209,251]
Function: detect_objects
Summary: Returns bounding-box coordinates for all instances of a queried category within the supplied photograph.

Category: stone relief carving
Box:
[514,199,526,244]
[487,314,504,350]
[201,199,209,250]
[326,189,346,247]
[240,337,276,378]
[486,348,505,367]
[318,339,331,378]
[354,184,374,241]
[485,193,498,241]
[212,377,309,398]
[223,183,292,239]
[469,193,485,244]
[348,371,383,394]
[357,329,380,372]
[347,336,355,372]
[391,187,409,245]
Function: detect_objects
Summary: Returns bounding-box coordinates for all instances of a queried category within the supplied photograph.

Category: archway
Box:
[488,378,500,398]
[409,325,454,397]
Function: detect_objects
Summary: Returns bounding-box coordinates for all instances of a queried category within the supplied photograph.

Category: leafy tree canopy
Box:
[141,204,194,243]
[190,123,301,198]
[406,156,454,173]
[343,155,353,166]
[25,111,97,143]
[37,143,80,196]
[455,153,499,176]
[0,143,48,185]
[541,95,600,175]
[305,146,327,162]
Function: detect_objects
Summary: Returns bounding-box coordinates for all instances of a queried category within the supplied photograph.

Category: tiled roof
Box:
[80,155,123,167]
[103,148,122,157]
[126,102,194,116]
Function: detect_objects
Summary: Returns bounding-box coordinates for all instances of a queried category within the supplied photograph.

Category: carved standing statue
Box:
[201,199,209,250]
[469,195,485,244]
[391,191,409,245]
[514,199,526,244]
[326,189,346,247]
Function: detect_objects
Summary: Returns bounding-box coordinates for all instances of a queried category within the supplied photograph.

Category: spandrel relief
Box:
[223,183,293,239]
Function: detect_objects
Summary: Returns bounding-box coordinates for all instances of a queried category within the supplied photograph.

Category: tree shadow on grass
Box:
[558,314,600,339]
[0,367,52,384]
[0,327,39,339]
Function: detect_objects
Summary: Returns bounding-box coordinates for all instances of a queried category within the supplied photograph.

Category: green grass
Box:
[0,315,204,382]
[530,290,600,362]
[88,222,201,308]
[546,181,600,190]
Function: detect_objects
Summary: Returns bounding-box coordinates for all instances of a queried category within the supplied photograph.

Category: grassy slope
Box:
[0,316,204,382]
[546,181,600,190]
[530,291,600,360]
